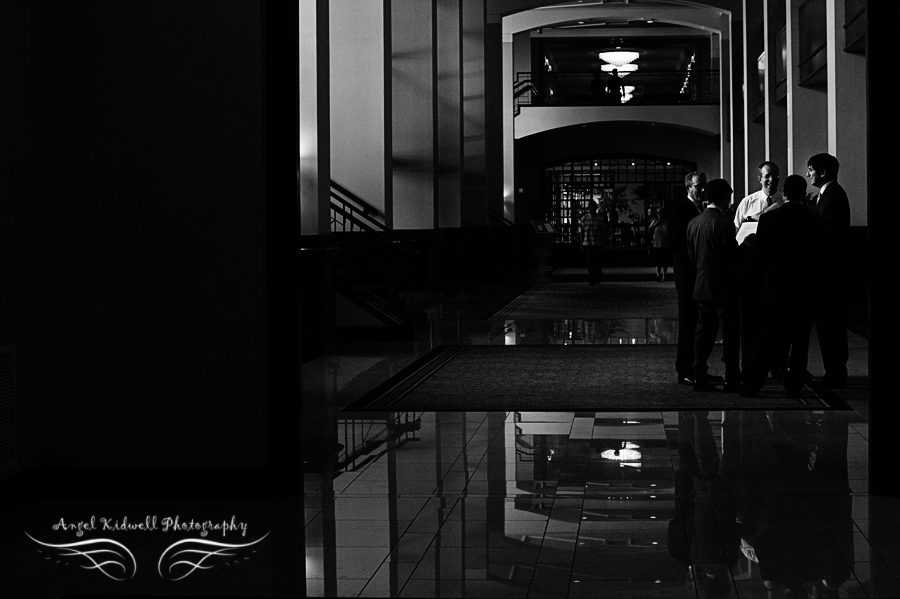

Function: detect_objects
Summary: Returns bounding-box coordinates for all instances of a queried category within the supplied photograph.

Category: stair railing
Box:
[329,182,415,324]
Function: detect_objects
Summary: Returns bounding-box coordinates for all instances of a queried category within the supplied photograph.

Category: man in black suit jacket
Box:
[662,172,722,386]
[741,175,819,397]
[807,153,851,388]
[686,179,742,391]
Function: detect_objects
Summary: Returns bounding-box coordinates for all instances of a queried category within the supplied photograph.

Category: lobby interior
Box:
[0,0,892,598]
[301,1,896,598]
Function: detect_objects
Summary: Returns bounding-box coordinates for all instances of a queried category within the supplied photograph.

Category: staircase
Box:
[330,182,420,335]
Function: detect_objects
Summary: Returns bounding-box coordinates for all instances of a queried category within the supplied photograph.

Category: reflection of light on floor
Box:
[601,448,641,461]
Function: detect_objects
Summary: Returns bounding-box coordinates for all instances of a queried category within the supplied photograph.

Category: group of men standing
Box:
[661,153,851,397]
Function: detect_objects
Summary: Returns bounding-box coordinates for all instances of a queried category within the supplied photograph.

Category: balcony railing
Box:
[516,70,719,109]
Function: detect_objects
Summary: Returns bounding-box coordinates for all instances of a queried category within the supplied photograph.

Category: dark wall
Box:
[0,0,36,473]
[24,1,267,468]
[515,121,720,222]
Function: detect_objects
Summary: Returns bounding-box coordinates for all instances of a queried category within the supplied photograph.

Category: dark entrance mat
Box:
[345,345,854,412]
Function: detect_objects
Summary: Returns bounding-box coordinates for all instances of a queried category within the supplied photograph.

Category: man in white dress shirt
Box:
[734,161,787,382]
[733,161,783,230]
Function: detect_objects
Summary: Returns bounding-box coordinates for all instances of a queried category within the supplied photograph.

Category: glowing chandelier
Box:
[598,50,639,67]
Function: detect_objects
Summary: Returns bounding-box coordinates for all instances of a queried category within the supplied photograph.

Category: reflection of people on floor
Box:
[668,411,740,598]
[734,411,853,598]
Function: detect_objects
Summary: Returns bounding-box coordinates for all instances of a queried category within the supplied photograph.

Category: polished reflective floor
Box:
[306,411,898,598]
[305,270,881,598]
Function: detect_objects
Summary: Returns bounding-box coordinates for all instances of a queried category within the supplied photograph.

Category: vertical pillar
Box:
[502,33,515,222]
[299,0,330,236]
[462,0,486,227]
[715,31,733,183]
[867,0,899,498]
[827,0,867,226]
[485,21,505,220]
[329,1,385,219]
[391,0,435,230]
[744,0,766,196]
[766,0,789,172]
[731,16,746,198]
[786,0,828,178]
[437,0,462,229]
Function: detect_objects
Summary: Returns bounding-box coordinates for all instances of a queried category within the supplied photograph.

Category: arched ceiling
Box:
[502,3,731,36]
[490,0,738,21]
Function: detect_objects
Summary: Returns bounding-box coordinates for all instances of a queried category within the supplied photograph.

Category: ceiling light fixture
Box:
[598,51,639,67]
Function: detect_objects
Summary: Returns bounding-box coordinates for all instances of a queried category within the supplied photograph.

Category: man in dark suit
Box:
[807,153,851,388]
[686,179,742,392]
[662,172,724,386]
[740,175,819,398]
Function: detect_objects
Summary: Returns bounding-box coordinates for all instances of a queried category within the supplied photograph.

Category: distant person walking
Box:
[648,208,671,282]
[606,69,625,103]
[579,200,606,285]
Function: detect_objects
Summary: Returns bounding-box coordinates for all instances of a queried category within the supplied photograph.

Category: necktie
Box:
[765,195,772,208]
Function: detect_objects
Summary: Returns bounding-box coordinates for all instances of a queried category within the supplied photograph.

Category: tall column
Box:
[731,17,746,198]
[391,0,435,230]
[502,33,515,222]
[329,0,385,219]
[786,0,828,179]
[485,21,505,221]
[744,0,766,196]
[437,0,462,229]
[299,0,330,236]
[867,0,899,498]
[462,0,487,227]
[715,32,732,183]
[827,0,867,226]
[765,0,788,173]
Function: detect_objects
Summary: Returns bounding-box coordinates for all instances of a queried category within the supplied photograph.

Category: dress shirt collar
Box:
[759,188,781,204]
[818,180,833,196]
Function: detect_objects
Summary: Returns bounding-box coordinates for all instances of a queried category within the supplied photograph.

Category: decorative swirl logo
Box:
[24,532,137,581]
[157,532,270,581]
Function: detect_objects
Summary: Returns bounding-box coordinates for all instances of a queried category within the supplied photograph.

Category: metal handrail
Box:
[330,185,417,323]
[489,209,515,228]
[330,180,387,232]
[515,70,719,107]
[335,412,422,473]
